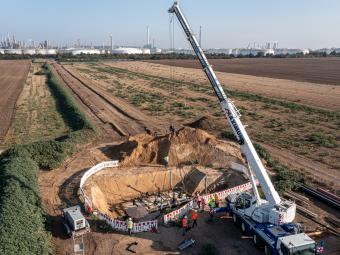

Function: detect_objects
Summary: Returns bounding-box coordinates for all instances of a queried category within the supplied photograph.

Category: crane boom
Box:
[169,1,281,205]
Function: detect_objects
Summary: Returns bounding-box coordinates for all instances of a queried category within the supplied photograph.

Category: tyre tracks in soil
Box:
[51,62,162,140]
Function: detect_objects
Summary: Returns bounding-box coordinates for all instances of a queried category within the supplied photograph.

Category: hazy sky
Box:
[1,0,340,49]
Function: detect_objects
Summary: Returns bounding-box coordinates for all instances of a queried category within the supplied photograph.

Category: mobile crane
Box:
[169,2,318,254]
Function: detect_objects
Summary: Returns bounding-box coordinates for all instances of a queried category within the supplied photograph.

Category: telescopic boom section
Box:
[169,1,281,205]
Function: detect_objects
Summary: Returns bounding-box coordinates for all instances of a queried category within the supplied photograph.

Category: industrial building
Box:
[112,47,147,54]
[274,48,310,55]
[70,49,101,55]
[36,49,58,55]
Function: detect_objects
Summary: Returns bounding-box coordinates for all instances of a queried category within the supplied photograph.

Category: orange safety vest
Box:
[192,211,198,220]
[182,218,188,227]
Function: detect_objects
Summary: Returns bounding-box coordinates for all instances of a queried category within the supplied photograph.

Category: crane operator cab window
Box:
[235,194,252,210]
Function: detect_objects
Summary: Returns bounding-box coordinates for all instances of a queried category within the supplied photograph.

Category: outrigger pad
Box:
[178,238,195,251]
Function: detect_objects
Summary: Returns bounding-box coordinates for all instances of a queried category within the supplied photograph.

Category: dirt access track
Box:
[0,60,30,145]
[51,62,165,139]
[142,59,340,111]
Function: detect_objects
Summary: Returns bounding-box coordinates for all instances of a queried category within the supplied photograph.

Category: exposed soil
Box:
[83,127,245,218]
[40,133,259,255]
[147,58,340,86]
[0,60,30,146]
[115,127,243,168]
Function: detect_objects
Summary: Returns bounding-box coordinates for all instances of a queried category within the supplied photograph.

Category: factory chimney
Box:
[199,26,202,47]
[110,34,113,52]
[147,26,150,47]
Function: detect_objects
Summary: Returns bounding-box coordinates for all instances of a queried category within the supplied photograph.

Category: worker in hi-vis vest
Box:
[127,217,133,235]
[191,210,198,228]
[182,215,188,236]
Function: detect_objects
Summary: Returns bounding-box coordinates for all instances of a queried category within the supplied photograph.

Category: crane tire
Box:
[264,245,272,255]
[253,234,262,248]
[241,222,247,234]
[232,214,239,226]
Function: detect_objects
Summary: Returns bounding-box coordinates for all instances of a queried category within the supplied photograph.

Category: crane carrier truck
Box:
[169,2,318,254]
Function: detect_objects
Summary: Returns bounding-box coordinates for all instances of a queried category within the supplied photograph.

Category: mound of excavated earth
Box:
[107,126,244,168]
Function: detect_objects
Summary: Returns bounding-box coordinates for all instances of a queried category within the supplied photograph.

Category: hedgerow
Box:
[0,147,51,254]
[44,63,95,131]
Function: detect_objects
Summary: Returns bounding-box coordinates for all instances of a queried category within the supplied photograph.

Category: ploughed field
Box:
[148,58,340,86]
[0,60,30,144]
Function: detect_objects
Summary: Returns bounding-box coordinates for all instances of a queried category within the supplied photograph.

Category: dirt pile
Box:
[107,126,243,169]
[185,116,223,133]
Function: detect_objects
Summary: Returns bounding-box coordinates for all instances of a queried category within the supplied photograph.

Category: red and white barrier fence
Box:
[163,181,258,224]
[98,212,158,233]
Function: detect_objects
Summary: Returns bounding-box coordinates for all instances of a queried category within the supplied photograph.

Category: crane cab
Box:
[276,233,316,255]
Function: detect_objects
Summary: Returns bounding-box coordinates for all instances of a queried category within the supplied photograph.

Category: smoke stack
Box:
[199,26,202,47]
[110,34,113,52]
[147,26,150,46]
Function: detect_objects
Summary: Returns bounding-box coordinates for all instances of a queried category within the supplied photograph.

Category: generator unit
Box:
[63,205,90,237]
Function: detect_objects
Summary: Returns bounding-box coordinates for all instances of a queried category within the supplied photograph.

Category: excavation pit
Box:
[83,165,246,219]
[83,127,247,219]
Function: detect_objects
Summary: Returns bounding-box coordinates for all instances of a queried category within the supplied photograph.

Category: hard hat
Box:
[129,217,132,220]
[184,216,188,219]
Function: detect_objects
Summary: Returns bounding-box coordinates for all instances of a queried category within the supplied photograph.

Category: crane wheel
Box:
[253,234,264,248]
[264,245,272,255]
[241,222,247,234]
[232,214,239,226]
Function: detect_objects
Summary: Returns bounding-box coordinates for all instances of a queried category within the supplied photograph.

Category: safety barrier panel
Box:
[80,161,119,189]
[98,212,158,233]
[79,160,158,233]
[163,181,258,224]
[79,161,119,209]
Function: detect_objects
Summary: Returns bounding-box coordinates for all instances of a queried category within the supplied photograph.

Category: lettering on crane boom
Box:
[226,109,245,145]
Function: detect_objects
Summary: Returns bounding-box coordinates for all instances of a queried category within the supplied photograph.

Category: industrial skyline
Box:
[1,0,340,49]
[1,32,339,52]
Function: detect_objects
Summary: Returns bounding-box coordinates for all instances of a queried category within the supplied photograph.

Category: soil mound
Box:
[185,116,220,132]
[110,127,244,168]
